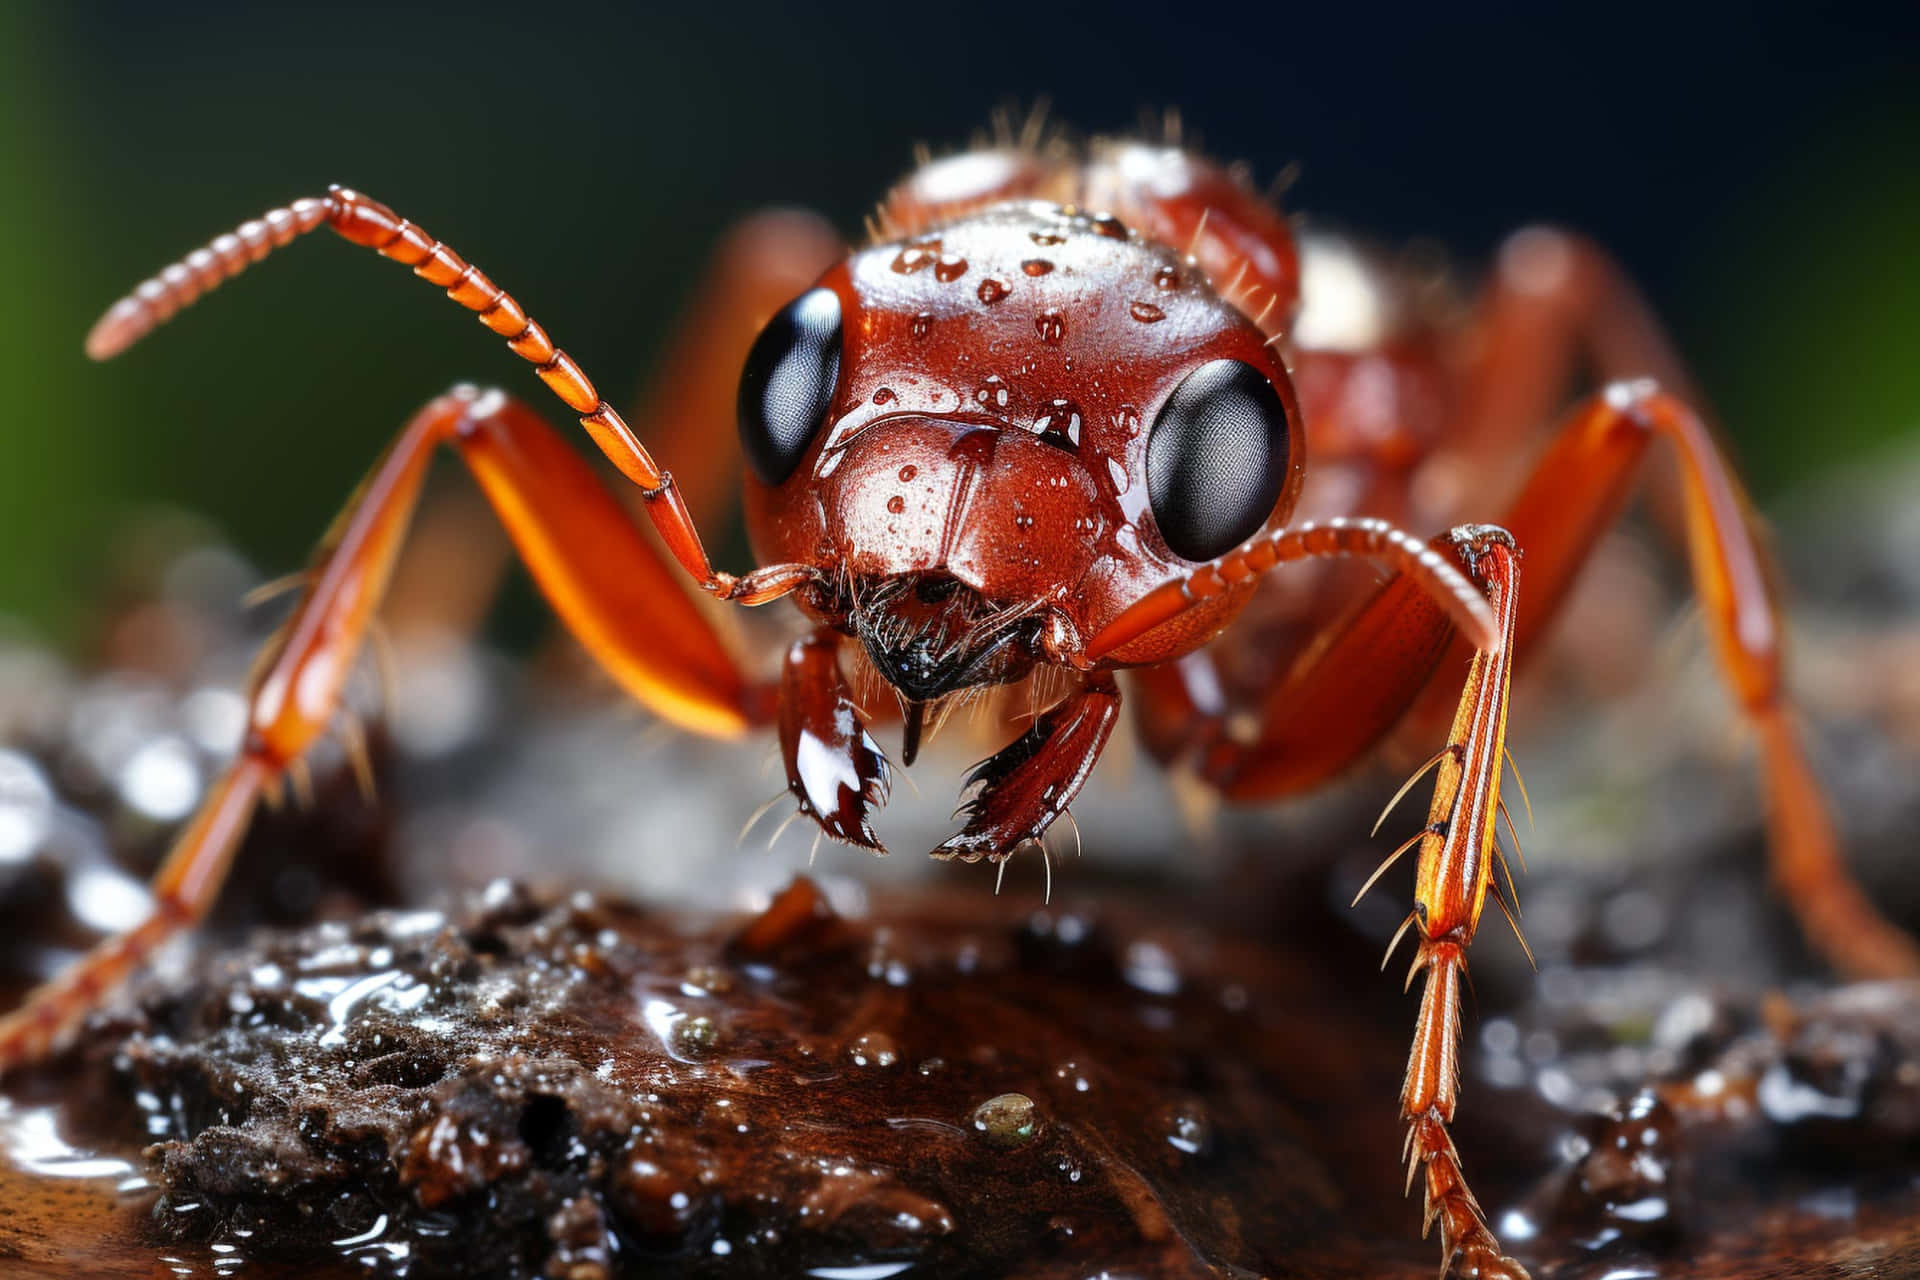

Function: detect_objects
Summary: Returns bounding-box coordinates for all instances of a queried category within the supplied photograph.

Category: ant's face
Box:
[739,202,1304,681]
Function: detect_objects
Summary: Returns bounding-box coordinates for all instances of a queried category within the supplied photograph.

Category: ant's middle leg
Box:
[0,386,775,1070]
[1448,227,1704,473]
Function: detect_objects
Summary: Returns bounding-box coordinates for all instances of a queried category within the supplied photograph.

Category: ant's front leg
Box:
[1395,530,1528,1280]
[1117,524,1527,1278]
[0,386,783,1070]
[935,676,1121,863]
[778,631,891,852]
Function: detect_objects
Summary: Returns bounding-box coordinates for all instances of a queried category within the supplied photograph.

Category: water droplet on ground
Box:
[971,1093,1040,1148]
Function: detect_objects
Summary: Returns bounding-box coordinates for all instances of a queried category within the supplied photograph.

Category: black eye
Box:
[738,287,843,485]
[1145,359,1292,562]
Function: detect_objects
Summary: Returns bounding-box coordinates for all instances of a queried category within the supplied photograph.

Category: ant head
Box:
[740,201,1305,685]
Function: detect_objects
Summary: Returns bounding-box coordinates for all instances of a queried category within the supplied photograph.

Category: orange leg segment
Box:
[0,759,271,1071]
[1464,380,1918,979]
[1452,227,1703,467]
[1134,526,1531,1277]
[1397,530,1527,1280]
[1203,553,1461,801]
[0,386,773,1070]
[1126,525,1495,803]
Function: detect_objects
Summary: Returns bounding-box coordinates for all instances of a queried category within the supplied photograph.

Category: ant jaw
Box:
[1038,609,1084,668]
[850,573,1045,721]
[901,700,927,767]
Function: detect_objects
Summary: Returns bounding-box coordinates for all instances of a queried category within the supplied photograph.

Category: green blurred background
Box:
[1,2,1915,642]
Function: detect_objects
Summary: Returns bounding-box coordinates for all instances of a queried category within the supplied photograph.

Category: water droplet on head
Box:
[1090,213,1128,240]
[872,387,896,405]
[1029,230,1066,246]
[1032,399,1083,449]
[977,278,1009,305]
[1022,259,1054,277]
[1128,301,1165,323]
[934,255,968,283]
[891,243,939,275]
[897,464,917,482]
[1034,310,1066,344]
[1153,265,1180,290]
[910,311,933,340]
[886,495,906,515]
[974,374,1009,408]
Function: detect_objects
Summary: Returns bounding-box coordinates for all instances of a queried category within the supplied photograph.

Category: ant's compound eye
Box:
[738,287,843,485]
[1145,359,1292,562]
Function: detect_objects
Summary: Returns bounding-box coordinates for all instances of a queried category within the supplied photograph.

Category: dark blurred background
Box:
[1,1,1915,640]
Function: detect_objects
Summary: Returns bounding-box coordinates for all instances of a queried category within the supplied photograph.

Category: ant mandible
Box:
[5,120,1912,1278]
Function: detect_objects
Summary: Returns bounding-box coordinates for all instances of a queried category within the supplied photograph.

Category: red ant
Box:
[4,121,1911,1278]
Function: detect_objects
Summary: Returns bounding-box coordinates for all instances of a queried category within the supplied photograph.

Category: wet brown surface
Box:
[1,876,1427,1279]
[3,869,1920,1279]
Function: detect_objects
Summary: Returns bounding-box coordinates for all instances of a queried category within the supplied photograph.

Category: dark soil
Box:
[3,870,1919,1279]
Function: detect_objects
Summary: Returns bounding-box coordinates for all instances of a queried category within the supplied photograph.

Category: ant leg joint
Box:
[1448,523,1515,552]
[1602,376,1664,414]
[1446,523,1519,585]
[442,385,509,439]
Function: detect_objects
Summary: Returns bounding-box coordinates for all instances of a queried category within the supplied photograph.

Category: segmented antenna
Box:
[85,186,668,496]
[79,185,757,590]
[1080,517,1502,664]
[86,199,328,360]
